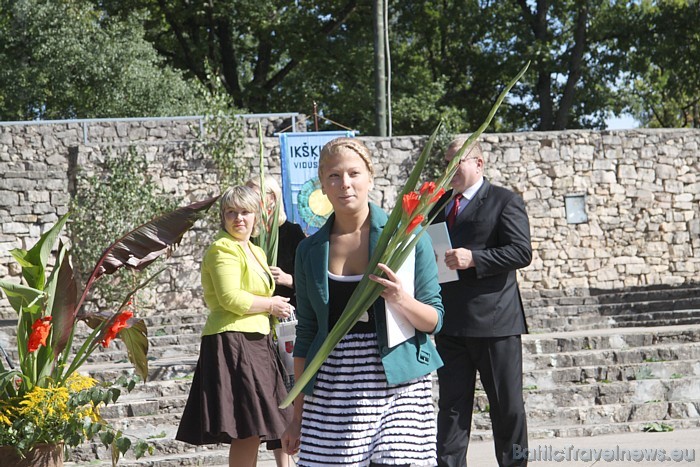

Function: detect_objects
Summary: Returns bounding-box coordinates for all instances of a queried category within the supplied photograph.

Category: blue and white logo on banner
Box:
[279,131,354,234]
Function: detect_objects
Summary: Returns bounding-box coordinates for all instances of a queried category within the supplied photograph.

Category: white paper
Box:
[385,246,416,348]
[426,222,460,283]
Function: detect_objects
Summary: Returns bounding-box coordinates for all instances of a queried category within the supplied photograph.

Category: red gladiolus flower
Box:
[406,215,425,233]
[420,181,436,195]
[430,188,446,203]
[402,192,420,216]
[101,311,133,348]
[27,316,52,353]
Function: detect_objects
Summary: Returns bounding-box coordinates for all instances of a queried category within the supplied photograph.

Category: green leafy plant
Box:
[280,62,531,408]
[0,374,141,459]
[642,422,674,433]
[0,197,217,463]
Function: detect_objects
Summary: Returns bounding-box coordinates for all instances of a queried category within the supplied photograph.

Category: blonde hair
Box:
[318,137,374,179]
[219,185,261,236]
[245,175,288,224]
[446,138,484,163]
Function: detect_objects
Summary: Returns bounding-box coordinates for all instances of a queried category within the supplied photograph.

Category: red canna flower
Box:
[406,214,425,233]
[101,311,133,348]
[27,316,52,353]
[430,187,446,203]
[402,192,420,216]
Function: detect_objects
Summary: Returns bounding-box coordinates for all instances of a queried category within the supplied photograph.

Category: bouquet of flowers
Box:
[0,197,218,464]
[280,62,530,408]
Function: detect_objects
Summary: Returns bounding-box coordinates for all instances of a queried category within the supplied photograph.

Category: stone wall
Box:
[0,118,698,318]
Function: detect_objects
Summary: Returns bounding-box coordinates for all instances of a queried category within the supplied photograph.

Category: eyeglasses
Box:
[458,156,479,165]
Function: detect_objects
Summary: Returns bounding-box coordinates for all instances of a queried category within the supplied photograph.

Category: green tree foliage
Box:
[1,0,697,131]
[97,0,368,128]
[0,0,202,120]
[615,1,700,128]
[390,1,630,132]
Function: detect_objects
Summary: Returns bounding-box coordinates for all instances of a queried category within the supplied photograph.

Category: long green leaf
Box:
[118,320,149,381]
[0,280,44,314]
[50,244,78,358]
[11,213,70,291]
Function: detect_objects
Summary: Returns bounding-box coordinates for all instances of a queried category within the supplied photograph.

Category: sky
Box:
[605,113,639,130]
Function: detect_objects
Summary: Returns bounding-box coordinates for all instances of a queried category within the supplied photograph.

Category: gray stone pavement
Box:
[257,428,700,466]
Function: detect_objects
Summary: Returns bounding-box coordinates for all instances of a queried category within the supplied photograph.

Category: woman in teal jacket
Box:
[282,138,444,467]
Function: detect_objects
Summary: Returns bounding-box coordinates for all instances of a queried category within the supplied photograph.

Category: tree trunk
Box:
[373,0,387,136]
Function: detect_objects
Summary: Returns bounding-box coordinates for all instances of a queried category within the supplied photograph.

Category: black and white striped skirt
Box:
[298,332,437,466]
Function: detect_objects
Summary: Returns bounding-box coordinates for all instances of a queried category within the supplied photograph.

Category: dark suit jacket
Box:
[274,221,306,306]
[293,203,444,395]
[431,179,532,337]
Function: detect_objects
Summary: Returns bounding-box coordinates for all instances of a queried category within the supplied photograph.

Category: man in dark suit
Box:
[432,138,532,467]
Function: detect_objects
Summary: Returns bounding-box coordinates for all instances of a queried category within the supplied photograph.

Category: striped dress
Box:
[298,274,437,466]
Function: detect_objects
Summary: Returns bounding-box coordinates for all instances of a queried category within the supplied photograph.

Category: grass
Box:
[634,366,655,380]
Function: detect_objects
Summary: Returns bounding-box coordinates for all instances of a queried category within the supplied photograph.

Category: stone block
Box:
[656,164,678,179]
[592,170,617,184]
[27,190,50,202]
[670,401,700,420]
[629,402,669,421]
[3,222,29,234]
[0,190,18,207]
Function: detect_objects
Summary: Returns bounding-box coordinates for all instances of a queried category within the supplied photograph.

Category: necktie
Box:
[447,193,463,229]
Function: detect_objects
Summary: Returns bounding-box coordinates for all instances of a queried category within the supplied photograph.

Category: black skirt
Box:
[176,331,293,445]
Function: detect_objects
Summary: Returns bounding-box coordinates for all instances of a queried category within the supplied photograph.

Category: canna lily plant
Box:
[280,62,530,408]
[0,196,218,463]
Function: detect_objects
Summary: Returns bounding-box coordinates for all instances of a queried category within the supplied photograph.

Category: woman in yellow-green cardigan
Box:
[176,185,293,467]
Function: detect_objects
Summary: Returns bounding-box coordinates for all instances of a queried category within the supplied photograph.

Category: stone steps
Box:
[524,285,700,332]
[523,325,700,353]
[65,325,700,466]
[470,417,700,442]
[525,360,700,387]
[526,341,700,368]
[523,285,700,308]
[474,399,700,429]
[5,285,700,466]
[469,377,700,410]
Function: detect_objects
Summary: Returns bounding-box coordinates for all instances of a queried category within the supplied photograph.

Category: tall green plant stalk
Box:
[252,121,280,266]
[280,62,530,408]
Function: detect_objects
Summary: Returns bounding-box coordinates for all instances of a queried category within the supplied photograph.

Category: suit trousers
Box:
[436,334,528,467]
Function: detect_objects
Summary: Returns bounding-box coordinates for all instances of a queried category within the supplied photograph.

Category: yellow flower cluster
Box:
[0,401,15,426]
[13,374,100,430]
